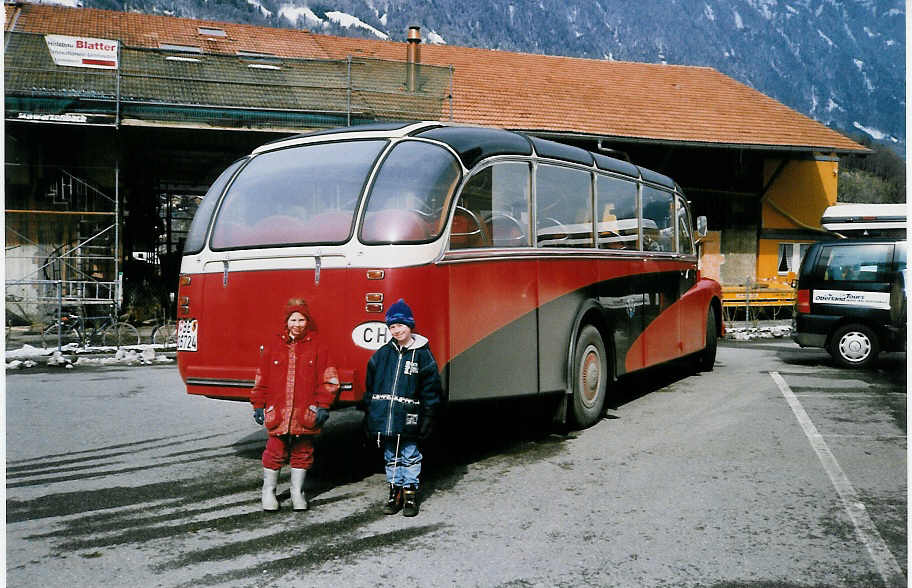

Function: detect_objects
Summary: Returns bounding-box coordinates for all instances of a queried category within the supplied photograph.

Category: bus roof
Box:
[252,121,677,188]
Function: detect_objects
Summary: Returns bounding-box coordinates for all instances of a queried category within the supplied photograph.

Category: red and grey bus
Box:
[176,121,722,428]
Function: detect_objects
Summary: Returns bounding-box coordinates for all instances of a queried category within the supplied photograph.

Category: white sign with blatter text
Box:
[812,289,890,310]
[45,34,119,69]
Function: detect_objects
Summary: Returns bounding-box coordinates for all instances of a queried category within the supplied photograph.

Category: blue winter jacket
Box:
[364,334,442,438]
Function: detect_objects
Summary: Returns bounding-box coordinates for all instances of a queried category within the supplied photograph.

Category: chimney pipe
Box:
[406,25,421,92]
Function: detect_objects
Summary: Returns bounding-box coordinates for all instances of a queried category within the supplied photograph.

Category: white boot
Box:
[290,468,309,511]
[262,468,280,511]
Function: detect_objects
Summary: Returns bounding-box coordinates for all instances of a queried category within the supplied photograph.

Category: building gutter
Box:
[516,129,870,156]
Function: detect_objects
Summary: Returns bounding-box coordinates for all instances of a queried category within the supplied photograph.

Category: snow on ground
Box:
[5,343,174,370]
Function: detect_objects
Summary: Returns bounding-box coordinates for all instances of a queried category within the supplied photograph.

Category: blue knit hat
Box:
[385,298,415,328]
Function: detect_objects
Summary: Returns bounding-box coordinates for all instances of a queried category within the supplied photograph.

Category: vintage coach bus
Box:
[176,122,722,428]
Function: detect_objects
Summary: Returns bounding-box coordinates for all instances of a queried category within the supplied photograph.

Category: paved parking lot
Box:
[5,337,906,587]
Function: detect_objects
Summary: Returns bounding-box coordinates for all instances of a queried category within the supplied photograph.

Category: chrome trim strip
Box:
[438,248,697,265]
[186,378,255,388]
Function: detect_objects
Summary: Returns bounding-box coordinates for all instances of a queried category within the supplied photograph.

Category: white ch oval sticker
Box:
[352,321,392,350]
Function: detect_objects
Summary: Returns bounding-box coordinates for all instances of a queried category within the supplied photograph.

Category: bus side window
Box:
[536,164,593,248]
[596,174,638,250]
[451,162,531,249]
[642,187,674,253]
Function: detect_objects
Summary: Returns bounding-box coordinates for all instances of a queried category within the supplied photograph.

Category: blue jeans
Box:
[383,436,421,487]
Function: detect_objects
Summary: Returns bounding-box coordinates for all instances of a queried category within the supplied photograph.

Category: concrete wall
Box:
[720,228,758,285]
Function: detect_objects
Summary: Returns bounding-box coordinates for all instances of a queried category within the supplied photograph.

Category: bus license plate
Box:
[177,319,198,351]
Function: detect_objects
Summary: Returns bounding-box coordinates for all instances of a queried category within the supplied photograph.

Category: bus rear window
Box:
[183,158,246,254]
[360,141,461,244]
[210,140,386,249]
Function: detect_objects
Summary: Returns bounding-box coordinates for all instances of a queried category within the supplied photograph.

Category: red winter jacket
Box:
[250,332,339,436]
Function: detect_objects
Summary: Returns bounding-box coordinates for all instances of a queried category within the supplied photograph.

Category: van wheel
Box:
[570,325,608,428]
[695,307,717,372]
[829,323,880,369]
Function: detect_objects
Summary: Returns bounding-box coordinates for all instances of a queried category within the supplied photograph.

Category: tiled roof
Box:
[5,2,864,152]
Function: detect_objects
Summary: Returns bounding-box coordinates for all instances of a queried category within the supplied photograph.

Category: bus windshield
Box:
[210,140,386,249]
[360,140,461,244]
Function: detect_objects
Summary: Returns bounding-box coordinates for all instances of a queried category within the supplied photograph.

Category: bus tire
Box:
[696,308,717,372]
[829,323,879,369]
[570,325,608,428]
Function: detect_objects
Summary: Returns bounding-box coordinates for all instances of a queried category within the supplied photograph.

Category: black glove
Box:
[253,408,264,425]
[418,415,434,441]
[310,405,329,429]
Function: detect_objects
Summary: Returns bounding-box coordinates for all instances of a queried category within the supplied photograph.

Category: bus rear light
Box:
[179,275,192,286]
[179,304,190,315]
[366,270,385,280]
[365,303,383,313]
[179,296,190,306]
[796,289,810,313]
[365,293,384,303]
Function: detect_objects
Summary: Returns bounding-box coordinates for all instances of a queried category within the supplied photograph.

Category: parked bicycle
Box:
[41,306,140,349]
[151,319,177,347]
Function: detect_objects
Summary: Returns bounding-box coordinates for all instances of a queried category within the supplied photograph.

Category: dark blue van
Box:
[792,238,906,368]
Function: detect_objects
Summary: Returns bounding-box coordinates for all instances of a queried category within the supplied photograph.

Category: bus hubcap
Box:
[580,345,601,407]
[839,332,871,362]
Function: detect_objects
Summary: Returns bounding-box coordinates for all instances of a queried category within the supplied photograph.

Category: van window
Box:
[451,162,531,249]
[642,186,674,252]
[596,174,638,250]
[536,164,593,248]
[895,242,907,271]
[361,141,461,244]
[815,243,894,282]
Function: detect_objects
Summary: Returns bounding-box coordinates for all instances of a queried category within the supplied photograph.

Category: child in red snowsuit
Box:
[250,298,340,511]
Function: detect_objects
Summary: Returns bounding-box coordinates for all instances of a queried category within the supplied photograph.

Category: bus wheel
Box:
[695,308,717,372]
[829,323,879,369]
[570,325,608,428]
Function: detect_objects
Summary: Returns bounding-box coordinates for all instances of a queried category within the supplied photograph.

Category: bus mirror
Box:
[695,216,708,239]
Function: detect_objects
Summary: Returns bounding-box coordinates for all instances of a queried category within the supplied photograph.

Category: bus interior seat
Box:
[252,215,307,244]
[361,209,429,242]
[450,207,488,248]
[487,211,526,246]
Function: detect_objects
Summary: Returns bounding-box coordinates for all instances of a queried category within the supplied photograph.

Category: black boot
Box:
[402,485,419,517]
[383,484,403,514]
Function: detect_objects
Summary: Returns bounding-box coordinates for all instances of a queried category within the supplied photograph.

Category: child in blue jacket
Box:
[364,298,442,517]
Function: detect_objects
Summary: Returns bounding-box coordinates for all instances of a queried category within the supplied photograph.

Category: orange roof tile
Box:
[6,2,864,152]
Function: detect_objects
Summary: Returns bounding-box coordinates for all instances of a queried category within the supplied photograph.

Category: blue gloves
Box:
[253,408,264,425]
[314,407,330,428]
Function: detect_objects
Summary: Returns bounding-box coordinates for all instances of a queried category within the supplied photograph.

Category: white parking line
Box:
[770,371,905,586]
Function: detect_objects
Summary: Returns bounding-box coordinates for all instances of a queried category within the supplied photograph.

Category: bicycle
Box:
[41,306,140,349]
[151,319,177,347]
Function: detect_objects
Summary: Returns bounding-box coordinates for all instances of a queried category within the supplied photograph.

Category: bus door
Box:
[640,186,683,367]
[535,163,598,394]
[595,173,643,374]
[446,161,539,401]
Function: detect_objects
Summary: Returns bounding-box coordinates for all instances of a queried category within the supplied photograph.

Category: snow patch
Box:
[379,13,387,26]
[853,58,864,70]
[280,4,324,28]
[785,4,797,15]
[853,121,888,140]
[704,3,715,21]
[817,29,834,47]
[733,9,744,30]
[247,0,272,18]
[863,26,878,38]
[427,30,447,45]
[826,98,844,112]
[325,11,389,39]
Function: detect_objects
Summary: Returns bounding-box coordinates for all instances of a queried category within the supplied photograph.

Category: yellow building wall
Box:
[758,157,837,284]
[761,158,838,230]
